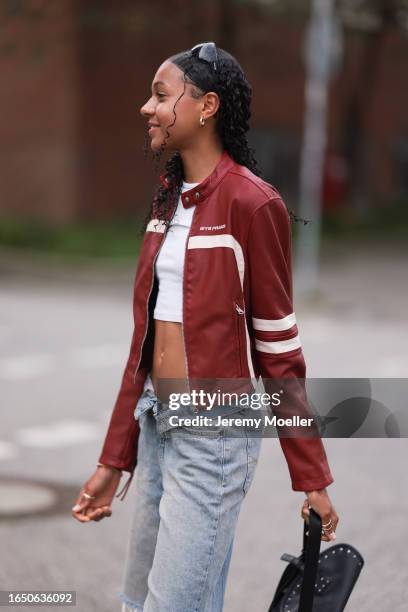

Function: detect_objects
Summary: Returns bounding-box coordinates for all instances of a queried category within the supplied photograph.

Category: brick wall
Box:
[0,1,407,224]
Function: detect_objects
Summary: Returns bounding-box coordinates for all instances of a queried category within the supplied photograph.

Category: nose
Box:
[140,96,154,118]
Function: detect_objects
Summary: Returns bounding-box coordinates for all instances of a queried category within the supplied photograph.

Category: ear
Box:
[201,91,220,120]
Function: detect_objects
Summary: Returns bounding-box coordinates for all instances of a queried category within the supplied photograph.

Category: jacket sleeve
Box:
[247,196,334,492]
[97,326,144,500]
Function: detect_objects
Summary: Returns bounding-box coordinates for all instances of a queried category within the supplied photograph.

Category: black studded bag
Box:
[268,508,364,611]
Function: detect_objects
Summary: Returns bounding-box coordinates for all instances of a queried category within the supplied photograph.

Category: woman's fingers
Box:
[301,497,339,542]
[322,507,340,541]
[71,469,121,523]
[71,490,94,522]
[71,502,112,523]
[322,509,339,541]
[85,506,112,521]
[320,510,335,541]
[301,498,310,520]
[71,507,91,522]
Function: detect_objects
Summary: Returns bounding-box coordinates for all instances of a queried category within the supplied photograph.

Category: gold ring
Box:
[83,491,96,500]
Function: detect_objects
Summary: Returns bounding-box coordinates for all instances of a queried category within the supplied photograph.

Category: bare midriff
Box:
[151,319,190,404]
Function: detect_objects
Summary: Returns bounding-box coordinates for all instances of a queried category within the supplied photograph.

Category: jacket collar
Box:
[159,150,235,209]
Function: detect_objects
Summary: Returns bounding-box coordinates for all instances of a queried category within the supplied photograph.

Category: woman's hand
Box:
[301,488,339,542]
[71,466,123,523]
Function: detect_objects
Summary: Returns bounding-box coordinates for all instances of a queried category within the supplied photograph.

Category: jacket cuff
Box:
[97,453,135,474]
[291,471,334,492]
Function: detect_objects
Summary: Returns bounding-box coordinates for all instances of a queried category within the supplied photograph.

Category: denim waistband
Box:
[134,373,262,435]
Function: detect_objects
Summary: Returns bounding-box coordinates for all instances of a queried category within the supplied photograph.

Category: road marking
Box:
[0,354,55,379]
[0,414,113,461]
[0,343,127,380]
[15,420,102,448]
[0,441,18,460]
[0,482,57,514]
[71,344,128,368]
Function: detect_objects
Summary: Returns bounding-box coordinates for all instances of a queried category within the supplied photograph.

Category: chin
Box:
[150,136,165,151]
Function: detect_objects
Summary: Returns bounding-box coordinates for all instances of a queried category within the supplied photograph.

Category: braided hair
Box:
[140,45,309,235]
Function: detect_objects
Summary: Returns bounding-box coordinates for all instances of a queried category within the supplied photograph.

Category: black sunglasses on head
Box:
[191,42,219,72]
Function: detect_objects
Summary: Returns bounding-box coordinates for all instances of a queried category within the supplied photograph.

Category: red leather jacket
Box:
[98,150,334,499]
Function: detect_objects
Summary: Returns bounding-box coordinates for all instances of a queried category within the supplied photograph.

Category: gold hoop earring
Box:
[199,116,206,127]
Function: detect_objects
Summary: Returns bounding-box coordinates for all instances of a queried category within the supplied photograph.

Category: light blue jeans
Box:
[118,373,264,612]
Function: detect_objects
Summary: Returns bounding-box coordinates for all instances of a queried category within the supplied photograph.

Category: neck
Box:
[179,143,224,183]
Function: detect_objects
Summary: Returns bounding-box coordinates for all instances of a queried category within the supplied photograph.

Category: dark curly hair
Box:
[140,44,309,235]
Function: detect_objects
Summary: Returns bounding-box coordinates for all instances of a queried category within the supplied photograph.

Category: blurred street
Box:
[1,239,407,612]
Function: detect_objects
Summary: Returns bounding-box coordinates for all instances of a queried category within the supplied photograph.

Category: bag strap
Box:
[298,507,322,612]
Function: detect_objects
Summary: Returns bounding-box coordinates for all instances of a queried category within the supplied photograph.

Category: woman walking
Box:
[72,42,338,612]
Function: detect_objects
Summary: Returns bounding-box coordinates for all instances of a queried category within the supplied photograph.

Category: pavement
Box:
[0,240,407,612]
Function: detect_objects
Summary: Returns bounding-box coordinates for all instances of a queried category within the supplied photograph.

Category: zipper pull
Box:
[235,302,244,315]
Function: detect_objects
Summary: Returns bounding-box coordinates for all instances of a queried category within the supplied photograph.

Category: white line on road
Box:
[0,440,19,460]
[0,354,56,380]
[0,343,127,380]
[71,344,128,368]
[14,419,102,448]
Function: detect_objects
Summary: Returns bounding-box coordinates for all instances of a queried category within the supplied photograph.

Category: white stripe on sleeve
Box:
[252,312,296,331]
[255,334,301,354]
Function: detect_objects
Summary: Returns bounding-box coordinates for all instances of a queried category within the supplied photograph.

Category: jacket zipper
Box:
[181,204,199,399]
[235,302,244,315]
[133,206,178,384]
[235,301,245,375]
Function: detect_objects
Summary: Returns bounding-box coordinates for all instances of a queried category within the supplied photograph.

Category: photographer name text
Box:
[168,414,314,429]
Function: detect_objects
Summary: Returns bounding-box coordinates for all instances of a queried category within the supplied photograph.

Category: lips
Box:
[148,123,160,128]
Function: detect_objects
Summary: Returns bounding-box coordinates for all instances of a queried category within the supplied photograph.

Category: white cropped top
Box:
[153,181,200,322]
